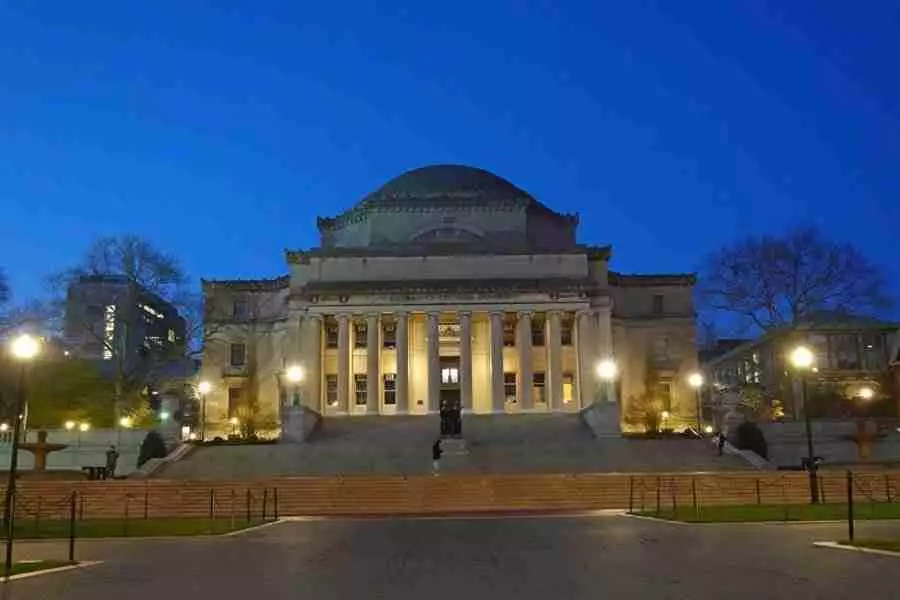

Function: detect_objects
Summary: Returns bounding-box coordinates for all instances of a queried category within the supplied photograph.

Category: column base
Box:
[580,401,622,438]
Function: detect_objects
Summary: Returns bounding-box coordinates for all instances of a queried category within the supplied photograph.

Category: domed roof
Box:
[361,164,534,205]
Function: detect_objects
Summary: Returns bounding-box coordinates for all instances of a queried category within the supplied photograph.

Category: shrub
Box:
[734,421,768,459]
[137,431,168,467]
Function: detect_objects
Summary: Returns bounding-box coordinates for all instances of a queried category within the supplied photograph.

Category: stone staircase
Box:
[161,414,747,480]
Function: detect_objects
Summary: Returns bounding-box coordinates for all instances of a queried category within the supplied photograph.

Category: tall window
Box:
[560,317,573,346]
[227,386,243,416]
[354,322,367,348]
[531,318,545,347]
[504,373,517,403]
[383,321,396,349]
[503,318,516,347]
[383,374,396,405]
[230,343,246,366]
[325,375,338,406]
[232,299,249,320]
[325,322,339,349]
[355,374,368,405]
[652,294,665,315]
[103,304,116,360]
[562,373,575,404]
[656,381,672,411]
[533,372,546,404]
[441,367,459,384]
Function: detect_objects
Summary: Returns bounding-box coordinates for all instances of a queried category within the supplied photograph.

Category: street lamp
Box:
[197,380,212,441]
[688,372,704,435]
[229,416,239,437]
[64,420,75,431]
[789,344,819,504]
[4,333,41,579]
[286,364,304,407]
[857,386,875,401]
[595,358,618,405]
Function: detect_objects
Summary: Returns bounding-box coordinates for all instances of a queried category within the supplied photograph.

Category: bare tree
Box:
[46,236,192,417]
[699,226,893,331]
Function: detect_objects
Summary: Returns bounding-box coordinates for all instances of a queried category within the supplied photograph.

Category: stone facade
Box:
[199,165,699,436]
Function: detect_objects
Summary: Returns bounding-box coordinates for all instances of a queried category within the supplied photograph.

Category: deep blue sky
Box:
[2,1,899,315]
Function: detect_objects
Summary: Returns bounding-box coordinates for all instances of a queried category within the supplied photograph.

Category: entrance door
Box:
[439,358,461,412]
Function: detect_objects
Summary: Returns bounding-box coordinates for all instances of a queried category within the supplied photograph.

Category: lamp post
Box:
[285,365,305,408]
[197,380,212,441]
[229,416,239,437]
[688,372,704,435]
[595,358,618,403]
[790,345,819,504]
[4,333,41,579]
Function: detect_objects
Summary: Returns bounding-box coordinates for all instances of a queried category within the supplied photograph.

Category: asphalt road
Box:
[4,516,900,599]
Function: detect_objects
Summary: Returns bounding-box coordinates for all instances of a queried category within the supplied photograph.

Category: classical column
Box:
[396,311,409,414]
[366,313,380,414]
[427,312,441,412]
[304,315,323,411]
[577,310,597,407]
[459,311,473,410]
[547,310,563,410]
[337,313,350,412]
[490,311,505,412]
[517,311,534,409]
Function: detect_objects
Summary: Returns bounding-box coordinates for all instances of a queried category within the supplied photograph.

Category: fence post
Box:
[245,489,251,523]
[262,489,268,521]
[68,491,77,562]
[847,470,855,544]
[755,479,761,505]
[655,476,661,514]
[123,494,130,537]
[143,486,149,520]
[274,488,279,521]
[628,477,634,514]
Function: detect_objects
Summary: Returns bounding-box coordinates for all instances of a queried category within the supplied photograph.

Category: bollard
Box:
[847,470,855,544]
[68,492,77,562]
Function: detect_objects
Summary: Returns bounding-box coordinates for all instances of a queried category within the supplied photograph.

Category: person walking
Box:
[431,438,443,475]
[105,445,120,479]
[716,432,726,456]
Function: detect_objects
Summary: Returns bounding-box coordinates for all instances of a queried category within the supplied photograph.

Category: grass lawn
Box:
[4,518,270,539]
[4,560,77,577]
[840,539,900,553]
[639,502,900,523]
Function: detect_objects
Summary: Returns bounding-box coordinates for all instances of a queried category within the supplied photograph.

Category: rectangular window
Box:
[354,322,367,349]
[656,382,672,411]
[383,321,396,349]
[504,373,517,403]
[232,299,249,320]
[441,367,459,384]
[533,372,546,404]
[383,374,396,405]
[531,318,545,347]
[230,343,246,367]
[562,373,575,404]
[652,294,664,315]
[227,386,242,416]
[561,318,573,346]
[503,318,516,347]
[831,334,861,370]
[325,322,339,349]
[355,374,368,405]
[325,375,338,406]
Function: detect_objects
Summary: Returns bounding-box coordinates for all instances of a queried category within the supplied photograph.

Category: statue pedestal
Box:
[280,406,320,444]
[580,401,622,438]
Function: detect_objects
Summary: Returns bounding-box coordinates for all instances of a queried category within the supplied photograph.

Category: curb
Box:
[280,509,626,521]
[1,560,103,583]
[814,541,900,558]
[221,520,286,536]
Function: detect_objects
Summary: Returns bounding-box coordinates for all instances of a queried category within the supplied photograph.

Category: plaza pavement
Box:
[6,514,900,599]
[161,414,747,479]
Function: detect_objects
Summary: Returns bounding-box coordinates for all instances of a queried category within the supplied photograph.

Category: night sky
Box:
[2,2,898,317]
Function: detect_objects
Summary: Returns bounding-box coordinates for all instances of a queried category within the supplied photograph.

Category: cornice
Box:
[608,271,696,287]
[201,276,289,292]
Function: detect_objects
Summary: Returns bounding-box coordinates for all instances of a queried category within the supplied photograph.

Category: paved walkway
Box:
[161,414,747,479]
[8,516,900,598]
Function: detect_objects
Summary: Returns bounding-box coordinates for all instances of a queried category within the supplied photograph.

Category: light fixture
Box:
[119,416,133,428]
[704,425,714,434]
[661,410,670,420]
[64,421,76,431]
[229,417,239,425]
[0,424,8,433]
[78,422,90,432]
[10,334,40,360]
[159,411,170,421]
[595,359,618,381]
[688,372,704,388]
[197,380,212,395]
[188,432,198,441]
[286,365,305,384]
[858,387,875,400]
[789,346,815,370]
